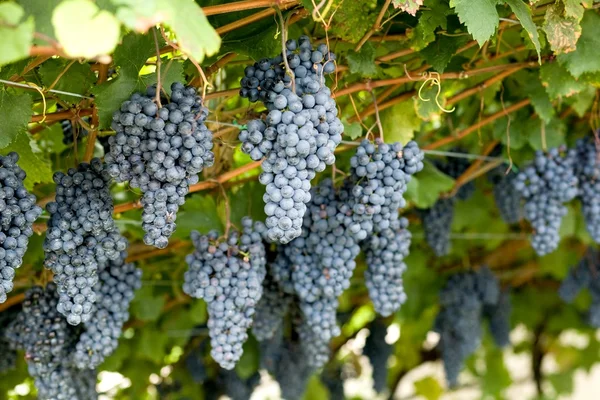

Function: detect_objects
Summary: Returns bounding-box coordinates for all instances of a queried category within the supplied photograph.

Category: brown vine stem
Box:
[82,108,99,163]
[30,108,94,123]
[350,90,416,123]
[449,140,500,196]
[333,62,536,98]
[113,160,262,214]
[204,88,239,100]
[215,1,299,35]
[355,0,392,52]
[0,292,25,312]
[203,0,296,16]
[446,66,526,106]
[423,98,531,150]
[9,56,51,82]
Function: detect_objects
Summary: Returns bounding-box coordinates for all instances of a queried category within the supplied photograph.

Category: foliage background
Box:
[1,0,600,398]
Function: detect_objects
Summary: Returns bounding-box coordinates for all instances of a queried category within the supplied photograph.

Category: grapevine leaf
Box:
[406,161,455,209]
[39,60,96,104]
[524,73,555,123]
[557,11,600,78]
[526,117,566,151]
[547,372,575,395]
[19,0,61,45]
[136,61,185,95]
[0,2,34,66]
[414,376,443,400]
[114,31,158,76]
[381,100,421,144]
[235,338,260,379]
[0,91,32,149]
[409,0,449,50]
[343,121,363,140]
[108,0,160,32]
[174,194,223,239]
[392,0,424,16]
[189,300,207,324]
[92,77,138,129]
[52,0,121,58]
[569,86,596,117]
[346,42,378,77]
[130,286,166,322]
[1,132,53,190]
[540,62,587,99]
[561,0,585,21]
[155,0,221,63]
[136,327,168,363]
[543,2,581,54]
[420,35,468,73]
[505,0,541,63]
[310,0,378,43]
[481,347,511,396]
[160,308,196,346]
[449,0,499,46]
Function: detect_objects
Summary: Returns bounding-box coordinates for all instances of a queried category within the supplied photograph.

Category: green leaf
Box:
[540,62,587,99]
[136,61,185,94]
[380,100,421,144]
[414,82,449,120]
[392,0,424,16]
[109,0,159,32]
[0,2,34,66]
[136,327,168,364]
[343,121,363,140]
[52,0,121,58]
[114,32,157,76]
[493,115,529,150]
[39,60,96,104]
[173,194,223,239]
[130,286,166,322]
[561,0,585,21]
[189,300,207,325]
[19,0,61,45]
[449,0,499,46]
[413,376,443,400]
[481,347,512,396]
[312,0,378,43]
[505,0,541,63]
[557,11,600,78]
[1,132,53,190]
[420,35,468,73]
[524,73,555,123]
[409,0,449,50]
[547,371,574,395]
[301,374,328,400]
[569,86,596,117]
[155,0,221,63]
[406,161,455,209]
[526,117,566,151]
[235,338,260,379]
[346,42,377,77]
[0,91,32,149]
[92,77,138,129]
[543,2,581,54]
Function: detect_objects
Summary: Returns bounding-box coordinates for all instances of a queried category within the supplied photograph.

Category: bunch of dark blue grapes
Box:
[183,217,267,369]
[73,250,141,369]
[363,218,411,317]
[218,370,261,400]
[421,154,475,256]
[489,166,522,224]
[238,36,343,244]
[513,146,578,255]
[559,249,600,327]
[105,82,215,248]
[363,319,391,394]
[574,138,600,243]
[61,118,88,145]
[341,139,424,241]
[252,272,292,341]
[434,267,501,386]
[0,305,20,373]
[44,158,128,325]
[6,283,98,400]
[483,290,511,347]
[0,152,42,304]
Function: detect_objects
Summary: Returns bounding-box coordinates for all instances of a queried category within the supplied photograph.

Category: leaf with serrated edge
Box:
[505,0,541,63]
[1,132,53,190]
[557,11,600,77]
[543,2,581,54]
[449,0,499,46]
[392,0,424,16]
[0,91,32,149]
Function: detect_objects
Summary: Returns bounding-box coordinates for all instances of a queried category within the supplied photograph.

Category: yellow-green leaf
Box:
[381,100,421,144]
[0,2,34,66]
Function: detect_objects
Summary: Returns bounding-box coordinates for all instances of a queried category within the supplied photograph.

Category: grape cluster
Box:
[73,251,142,369]
[574,138,600,243]
[218,370,261,400]
[105,82,215,248]
[363,218,410,317]
[252,273,292,341]
[513,146,578,256]
[421,198,455,256]
[0,306,20,373]
[183,218,267,369]
[489,167,522,224]
[363,320,391,393]
[0,153,42,304]
[342,139,424,241]
[434,267,501,386]
[6,283,97,400]
[421,155,473,256]
[559,249,600,327]
[483,290,511,348]
[44,159,127,325]
[238,36,343,243]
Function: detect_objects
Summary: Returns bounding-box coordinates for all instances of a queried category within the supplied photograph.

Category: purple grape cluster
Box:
[44,159,128,325]
[183,218,267,369]
[574,138,600,243]
[0,152,42,304]
[105,82,215,248]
